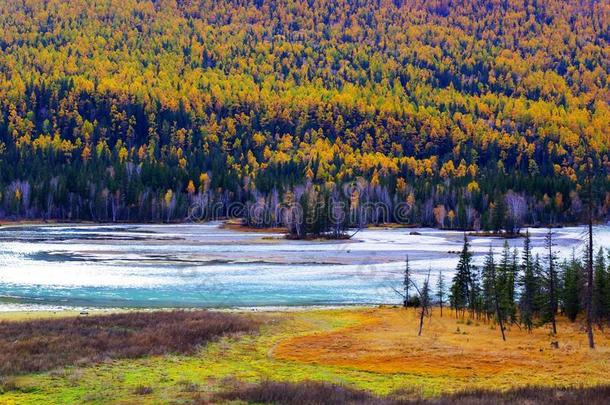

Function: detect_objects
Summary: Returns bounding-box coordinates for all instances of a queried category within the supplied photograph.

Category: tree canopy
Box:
[0,0,608,226]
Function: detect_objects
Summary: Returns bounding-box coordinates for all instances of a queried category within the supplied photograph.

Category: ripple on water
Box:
[0,223,606,309]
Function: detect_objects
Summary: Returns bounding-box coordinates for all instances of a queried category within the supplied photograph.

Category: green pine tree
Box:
[497,241,516,325]
[436,270,446,317]
[541,230,559,334]
[481,246,497,320]
[450,234,474,317]
[562,254,582,322]
[519,230,538,331]
[592,247,607,323]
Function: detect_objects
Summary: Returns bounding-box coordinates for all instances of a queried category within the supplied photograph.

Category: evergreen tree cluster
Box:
[446,231,610,336]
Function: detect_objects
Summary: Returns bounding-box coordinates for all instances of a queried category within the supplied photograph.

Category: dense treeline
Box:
[406,231,610,340]
[0,0,608,232]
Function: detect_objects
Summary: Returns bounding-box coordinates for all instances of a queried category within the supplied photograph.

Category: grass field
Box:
[0,307,608,404]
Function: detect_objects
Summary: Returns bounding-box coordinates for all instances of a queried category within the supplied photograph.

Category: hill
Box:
[0,0,608,232]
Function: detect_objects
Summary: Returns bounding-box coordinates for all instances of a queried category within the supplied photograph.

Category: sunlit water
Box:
[0,222,608,310]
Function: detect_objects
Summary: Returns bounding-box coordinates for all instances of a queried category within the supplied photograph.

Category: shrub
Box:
[216,380,384,405]
[215,380,610,405]
[0,311,257,375]
[133,385,153,395]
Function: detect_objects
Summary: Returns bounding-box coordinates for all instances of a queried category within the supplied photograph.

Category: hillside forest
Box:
[0,0,608,236]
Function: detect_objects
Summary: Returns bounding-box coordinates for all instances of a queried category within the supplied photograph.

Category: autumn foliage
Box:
[0,0,607,227]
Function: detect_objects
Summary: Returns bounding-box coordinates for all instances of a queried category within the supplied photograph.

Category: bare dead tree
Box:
[505,190,527,232]
[580,133,595,349]
[545,229,558,335]
[418,267,432,336]
[404,256,410,308]
[392,260,433,335]
[585,155,595,349]
[393,255,411,308]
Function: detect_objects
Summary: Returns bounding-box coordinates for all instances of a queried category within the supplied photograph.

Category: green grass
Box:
[0,309,435,404]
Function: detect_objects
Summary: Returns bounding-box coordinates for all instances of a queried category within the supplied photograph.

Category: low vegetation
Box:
[216,380,385,405]
[216,381,610,405]
[0,307,608,403]
[434,386,610,405]
[0,310,257,375]
[275,308,610,389]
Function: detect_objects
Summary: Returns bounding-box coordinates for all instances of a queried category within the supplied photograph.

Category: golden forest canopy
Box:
[0,0,608,227]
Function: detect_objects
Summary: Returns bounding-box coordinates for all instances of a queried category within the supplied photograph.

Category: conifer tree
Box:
[508,248,519,323]
[533,254,545,317]
[436,270,446,317]
[450,234,474,317]
[605,250,610,323]
[471,265,482,319]
[562,254,582,322]
[592,247,607,323]
[481,245,506,340]
[481,246,497,320]
[491,196,507,234]
[519,230,538,331]
[541,229,559,334]
[497,241,516,325]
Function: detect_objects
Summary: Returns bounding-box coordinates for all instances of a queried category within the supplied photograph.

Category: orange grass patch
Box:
[274,308,610,389]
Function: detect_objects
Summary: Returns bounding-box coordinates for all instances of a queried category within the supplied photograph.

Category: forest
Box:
[0,0,608,234]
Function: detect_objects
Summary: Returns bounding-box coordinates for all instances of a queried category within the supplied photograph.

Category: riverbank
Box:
[1,217,603,233]
[219,218,288,234]
[0,307,608,404]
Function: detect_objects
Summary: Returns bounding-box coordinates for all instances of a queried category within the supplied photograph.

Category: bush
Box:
[0,310,257,375]
[216,380,384,405]
[215,380,610,405]
[133,385,153,395]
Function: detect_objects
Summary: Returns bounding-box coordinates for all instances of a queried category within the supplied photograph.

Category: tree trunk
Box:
[492,265,506,341]
[586,168,595,349]
[548,230,557,335]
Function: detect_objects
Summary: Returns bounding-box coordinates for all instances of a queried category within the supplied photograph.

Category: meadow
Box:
[0,307,608,404]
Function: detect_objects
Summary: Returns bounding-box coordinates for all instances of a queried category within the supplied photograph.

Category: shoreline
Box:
[0,302,381,316]
[1,218,606,233]
[219,218,288,233]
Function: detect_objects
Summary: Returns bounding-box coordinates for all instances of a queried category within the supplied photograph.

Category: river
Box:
[0,223,608,310]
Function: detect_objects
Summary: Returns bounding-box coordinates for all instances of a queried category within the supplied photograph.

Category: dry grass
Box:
[216,380,383,404]
[433,386,610,404]
[133,385,153,395]
[215,380,610,405]
[274,307,610,389]
[0,310,257,375]
[220,218,287,233]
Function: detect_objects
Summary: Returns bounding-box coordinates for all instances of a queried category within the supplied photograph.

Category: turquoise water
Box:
[0,223,607,310]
